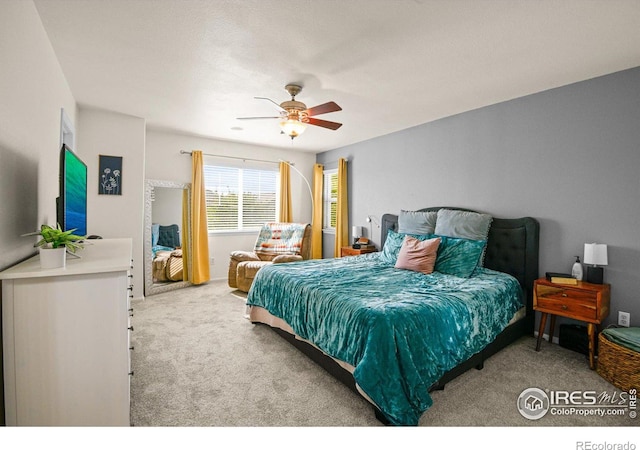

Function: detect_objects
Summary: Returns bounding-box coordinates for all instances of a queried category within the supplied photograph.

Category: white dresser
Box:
[0,239,133,426]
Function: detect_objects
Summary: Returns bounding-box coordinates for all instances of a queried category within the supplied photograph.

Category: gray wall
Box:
[318,66,640,328]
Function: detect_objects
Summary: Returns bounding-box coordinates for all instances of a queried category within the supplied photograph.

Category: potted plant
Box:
[23,224,86,269]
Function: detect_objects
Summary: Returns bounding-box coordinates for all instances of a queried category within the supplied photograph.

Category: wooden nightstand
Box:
[340,246,377,257]
[533,278,610,369]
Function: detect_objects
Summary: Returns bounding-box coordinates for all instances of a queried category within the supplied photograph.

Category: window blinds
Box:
[203,165,278,231]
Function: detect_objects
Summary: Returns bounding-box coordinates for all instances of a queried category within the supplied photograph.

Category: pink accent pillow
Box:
[394,236,441,274]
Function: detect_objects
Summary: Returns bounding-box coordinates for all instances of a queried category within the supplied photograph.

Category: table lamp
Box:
[352,226,362,245]
[584,243,608,284]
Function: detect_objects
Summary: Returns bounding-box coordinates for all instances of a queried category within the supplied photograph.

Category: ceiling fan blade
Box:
[305,101,342,117]
[255,97,286,112]
[236,116,280,120]
[307,117,342,130]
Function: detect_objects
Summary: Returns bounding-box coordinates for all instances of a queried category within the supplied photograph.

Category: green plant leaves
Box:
[26,224,86,253]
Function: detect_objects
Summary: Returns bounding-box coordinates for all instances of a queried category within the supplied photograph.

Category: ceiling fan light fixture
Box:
[280,118,307,139]
[238,84,342,138]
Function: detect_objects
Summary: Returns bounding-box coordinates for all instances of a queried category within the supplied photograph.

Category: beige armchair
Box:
[228,222,312,292]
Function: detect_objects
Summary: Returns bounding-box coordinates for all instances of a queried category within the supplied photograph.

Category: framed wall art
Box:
[99,155,123,195]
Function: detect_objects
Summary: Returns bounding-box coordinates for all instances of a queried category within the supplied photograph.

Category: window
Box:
[204,164,278,232]
[60,108,75,150]
[323,169,338,231]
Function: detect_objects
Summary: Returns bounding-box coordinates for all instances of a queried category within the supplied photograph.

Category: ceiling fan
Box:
[237,84,342,139]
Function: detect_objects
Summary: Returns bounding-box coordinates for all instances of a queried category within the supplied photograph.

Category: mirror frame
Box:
[144,179,192,296]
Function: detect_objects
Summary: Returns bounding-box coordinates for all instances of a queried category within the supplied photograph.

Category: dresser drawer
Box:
[536,296,597,321]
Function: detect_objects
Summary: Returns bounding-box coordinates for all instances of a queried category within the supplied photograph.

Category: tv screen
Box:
[57,144,87,236]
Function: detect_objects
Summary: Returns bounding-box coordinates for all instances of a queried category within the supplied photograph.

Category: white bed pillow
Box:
[398,210,437,235]
[434,209,492,242]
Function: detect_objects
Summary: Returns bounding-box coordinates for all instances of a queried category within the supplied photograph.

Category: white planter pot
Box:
[39,247,66,269]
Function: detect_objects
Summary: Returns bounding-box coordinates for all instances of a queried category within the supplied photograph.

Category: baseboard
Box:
[533,330,559,345]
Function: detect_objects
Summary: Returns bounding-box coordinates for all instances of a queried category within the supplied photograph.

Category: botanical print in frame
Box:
[99,155,123,195]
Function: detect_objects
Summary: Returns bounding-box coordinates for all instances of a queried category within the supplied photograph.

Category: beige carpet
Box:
[130,280,637,429]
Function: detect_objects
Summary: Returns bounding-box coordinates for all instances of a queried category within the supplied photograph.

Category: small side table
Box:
[340,246,377,257]
[533,278,610,369]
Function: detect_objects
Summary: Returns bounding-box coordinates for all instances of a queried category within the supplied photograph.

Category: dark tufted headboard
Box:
[381,207,539,330]
[157,224,181,248]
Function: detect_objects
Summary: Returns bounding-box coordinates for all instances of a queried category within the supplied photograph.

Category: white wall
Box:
[78,107,146,299]
[145,129,316,280]
[152,187,183,227]
[0,0,76,271]
[0,0,78,426]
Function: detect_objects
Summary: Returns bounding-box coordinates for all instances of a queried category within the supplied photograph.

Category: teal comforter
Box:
[246,253,523,425]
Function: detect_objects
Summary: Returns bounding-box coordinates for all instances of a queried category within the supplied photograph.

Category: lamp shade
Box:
[352,226,362,239]
[584,243,608,266]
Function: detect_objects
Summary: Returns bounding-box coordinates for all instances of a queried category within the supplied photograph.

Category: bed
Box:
[246,207,539,425]
[151,223,184,282]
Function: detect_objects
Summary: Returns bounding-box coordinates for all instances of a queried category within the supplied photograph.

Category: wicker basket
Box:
[596,332,640,392]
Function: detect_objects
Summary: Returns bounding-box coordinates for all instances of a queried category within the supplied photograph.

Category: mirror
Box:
[144,179,192,296]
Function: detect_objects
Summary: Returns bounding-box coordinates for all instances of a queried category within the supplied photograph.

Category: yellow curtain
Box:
[334,158,348,257]
[181,188,190,282]
[278,161,292,222]
[311,163,324,259]
[190,150,210,284]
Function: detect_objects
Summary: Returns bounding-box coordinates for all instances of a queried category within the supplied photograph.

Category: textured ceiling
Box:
[34,0,640,153]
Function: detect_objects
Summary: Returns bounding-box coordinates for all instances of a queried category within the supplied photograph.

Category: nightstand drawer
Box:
[535,284,598,303]
[536,297,597,320]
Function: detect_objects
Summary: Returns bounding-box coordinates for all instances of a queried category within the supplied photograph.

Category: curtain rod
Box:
[316,158,349,165]
[180,150,293,166]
